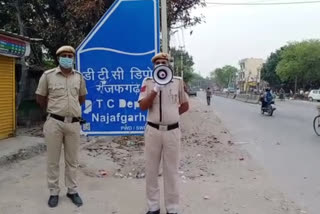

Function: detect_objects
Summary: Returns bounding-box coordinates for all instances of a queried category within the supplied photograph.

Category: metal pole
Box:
[180,47,184,80]
[161,0,168,53]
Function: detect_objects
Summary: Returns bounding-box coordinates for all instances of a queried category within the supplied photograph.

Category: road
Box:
[200,93,320,214]
[0,97,303,214]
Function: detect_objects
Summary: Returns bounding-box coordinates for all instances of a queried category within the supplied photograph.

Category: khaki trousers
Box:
[44,117,80,195]
[145,125,181,213]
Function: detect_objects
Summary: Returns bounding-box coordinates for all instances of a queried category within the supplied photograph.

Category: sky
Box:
[170,0,320,77]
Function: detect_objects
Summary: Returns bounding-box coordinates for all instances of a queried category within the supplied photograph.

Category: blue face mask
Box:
[59,57,74,69]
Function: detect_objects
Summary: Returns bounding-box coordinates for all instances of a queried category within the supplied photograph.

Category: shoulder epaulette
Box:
[74,70,83,75]
[173,76,182,80]
[44,68,56,74]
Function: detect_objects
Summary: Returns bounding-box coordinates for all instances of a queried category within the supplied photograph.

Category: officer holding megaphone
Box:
[138,53,189,214]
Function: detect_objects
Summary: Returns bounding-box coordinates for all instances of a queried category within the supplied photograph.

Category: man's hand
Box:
[153,83,164,93]
[179,102,189,115]
[79,95,86,105]
[36,95,47,109]
[139,90,158,111]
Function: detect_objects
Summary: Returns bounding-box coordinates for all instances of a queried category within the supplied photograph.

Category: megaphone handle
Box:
[159,91,162,122]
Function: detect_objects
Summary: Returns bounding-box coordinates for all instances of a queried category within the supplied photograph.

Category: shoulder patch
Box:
[140,85,147,92]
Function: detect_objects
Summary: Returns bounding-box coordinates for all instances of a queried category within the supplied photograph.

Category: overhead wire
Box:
[206,1,320,6]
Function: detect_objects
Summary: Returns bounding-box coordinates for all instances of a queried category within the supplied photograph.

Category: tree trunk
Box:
[294,76,297,95]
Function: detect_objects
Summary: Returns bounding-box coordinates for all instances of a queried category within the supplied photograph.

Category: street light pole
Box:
[161,0,168,53]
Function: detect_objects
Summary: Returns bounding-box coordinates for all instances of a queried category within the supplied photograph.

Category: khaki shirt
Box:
[138,77,189,125]
[35,66,88,118]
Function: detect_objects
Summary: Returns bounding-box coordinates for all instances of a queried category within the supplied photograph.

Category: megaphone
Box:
[153,65,173,85]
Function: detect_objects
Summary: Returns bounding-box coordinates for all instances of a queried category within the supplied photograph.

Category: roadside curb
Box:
[0,136,46,167]
[0,135,117,167]
[215,92,259,104]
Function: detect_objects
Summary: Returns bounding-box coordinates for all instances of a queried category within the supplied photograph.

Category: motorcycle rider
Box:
[261,88,273,109]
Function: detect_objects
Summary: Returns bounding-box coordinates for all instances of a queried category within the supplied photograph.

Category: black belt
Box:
[147,122,179,131]
[50,114,80,123]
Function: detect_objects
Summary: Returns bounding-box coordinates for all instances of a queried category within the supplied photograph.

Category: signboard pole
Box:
[161,0,168,53]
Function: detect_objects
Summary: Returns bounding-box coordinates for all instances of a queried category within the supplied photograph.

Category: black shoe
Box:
[146,210,160,214]
[66,193,83,207]
[48,195,59,208]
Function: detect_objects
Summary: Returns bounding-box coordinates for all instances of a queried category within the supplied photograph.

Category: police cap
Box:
[56,45,75,56]
[151,52,170,63]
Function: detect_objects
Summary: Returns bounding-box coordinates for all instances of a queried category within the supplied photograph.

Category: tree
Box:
[189,72,213,89]
[0,0,205,64]
[210,65,238,88]
[170,48,195,83]
[276,40,320,90]
[168,0,206,29]
[0,1,16,32]
[260,47,285,89]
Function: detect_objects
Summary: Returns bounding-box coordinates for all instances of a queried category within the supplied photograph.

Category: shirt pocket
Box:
[169,91,179,104]
[70,85,80,97]
[49,83,66,97]
[70,78,81,97]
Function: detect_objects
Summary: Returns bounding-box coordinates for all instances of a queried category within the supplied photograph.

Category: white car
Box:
[308,90,320,101]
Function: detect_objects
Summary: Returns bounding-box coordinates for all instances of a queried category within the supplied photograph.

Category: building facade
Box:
[0,30,30,140]
[237,58,264,93]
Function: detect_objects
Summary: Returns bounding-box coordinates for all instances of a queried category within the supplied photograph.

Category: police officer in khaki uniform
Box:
[36,46,87,208]
[139,53,189,214]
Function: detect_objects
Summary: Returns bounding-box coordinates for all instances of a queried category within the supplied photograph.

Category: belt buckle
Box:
[159,125,167,131]
[64,116,73,123]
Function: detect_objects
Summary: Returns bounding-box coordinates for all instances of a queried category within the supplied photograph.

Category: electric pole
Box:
[180,46,184,80]
[161,0,168,53]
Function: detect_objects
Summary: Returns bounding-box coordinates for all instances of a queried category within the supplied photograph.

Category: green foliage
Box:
[210,65,238,88]
[189,72,213,88]
[276,40,320,89]
[170,48,195,83]
[260,48,284,89]
[0,1,18,32]
[43,59,56,69]
[168,0,206,29]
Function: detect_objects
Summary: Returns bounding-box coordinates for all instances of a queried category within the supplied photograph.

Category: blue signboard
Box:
[77,0,160,135]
